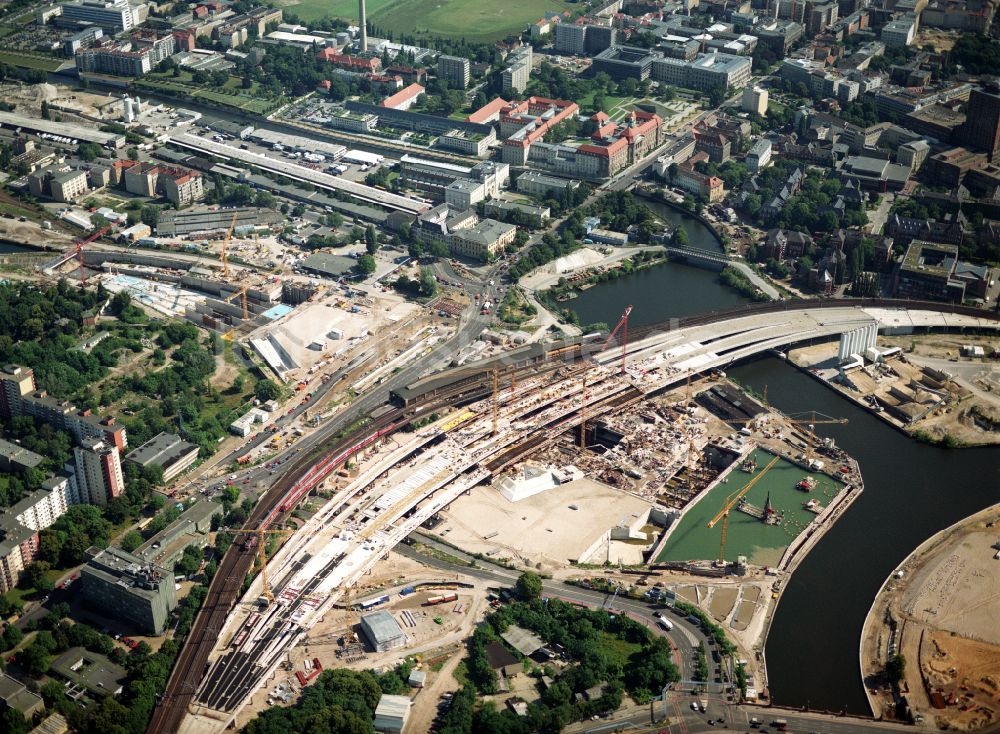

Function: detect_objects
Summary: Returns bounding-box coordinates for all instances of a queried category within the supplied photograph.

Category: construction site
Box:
[861,504,1000,732]
[153,301,997,733]
[787,331,1000,447]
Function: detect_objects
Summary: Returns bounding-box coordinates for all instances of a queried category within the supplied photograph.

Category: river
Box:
[568,201,749,326]
[564,208,1000,714]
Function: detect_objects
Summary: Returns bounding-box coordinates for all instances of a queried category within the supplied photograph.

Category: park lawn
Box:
[287,0,578,41]
[597,632,644,669]
[0,51,61,71]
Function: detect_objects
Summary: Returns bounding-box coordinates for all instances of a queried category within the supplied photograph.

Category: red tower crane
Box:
[74,225,113,286]
[600,305,633,375]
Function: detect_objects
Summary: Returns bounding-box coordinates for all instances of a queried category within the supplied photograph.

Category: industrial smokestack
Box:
[358,0,367,52]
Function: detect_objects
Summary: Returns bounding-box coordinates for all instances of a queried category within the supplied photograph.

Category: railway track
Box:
[145,409,407,734]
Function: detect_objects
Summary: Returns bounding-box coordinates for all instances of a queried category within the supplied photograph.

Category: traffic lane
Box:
[396,540,702,677]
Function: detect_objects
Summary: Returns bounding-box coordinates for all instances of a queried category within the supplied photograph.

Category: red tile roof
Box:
[381,83,425,109]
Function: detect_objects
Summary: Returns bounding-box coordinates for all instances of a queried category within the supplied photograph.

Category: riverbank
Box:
[786,337,1000,448]
[859,503,1000,731]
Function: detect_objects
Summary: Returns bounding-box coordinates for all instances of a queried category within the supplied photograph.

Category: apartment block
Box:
[437,55,471,89]
[502,46,532,94]
[27,166,89,202]
[73,438,124,506]
[80,546,177,634]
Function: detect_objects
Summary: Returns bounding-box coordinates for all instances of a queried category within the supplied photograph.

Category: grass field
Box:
[286,0,578,41]
[0,51,62,71]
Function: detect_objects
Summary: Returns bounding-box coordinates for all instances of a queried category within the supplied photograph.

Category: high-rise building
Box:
[80,547,177,634]
[358,0,367,52]
[742,86,769,116]
[961,87,1000,162]
[555,23,587,55]
[437,55,470,89]
[0,365,34,420]
[73,438,124,506]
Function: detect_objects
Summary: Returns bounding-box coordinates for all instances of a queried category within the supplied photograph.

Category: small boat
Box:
[797,476,817,492]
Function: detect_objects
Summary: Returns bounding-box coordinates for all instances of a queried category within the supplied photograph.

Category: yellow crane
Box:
[221,211,237,278]
[223,285,250,321]
[710,454,780,564]
[232,527,294,603]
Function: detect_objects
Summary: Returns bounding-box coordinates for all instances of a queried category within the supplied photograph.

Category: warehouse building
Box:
[124,432,200,482]
[374,694,411,733]
[360,611,407,652]
[80,546,176,634]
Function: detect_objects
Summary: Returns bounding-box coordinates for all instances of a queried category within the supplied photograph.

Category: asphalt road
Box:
[398,537,921,734]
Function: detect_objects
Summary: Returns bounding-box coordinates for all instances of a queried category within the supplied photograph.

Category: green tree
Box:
[121,530,143,552]
[515,571,542,601]
[365,224,378,255]
[255,379,281,402]
[356,254,376,274]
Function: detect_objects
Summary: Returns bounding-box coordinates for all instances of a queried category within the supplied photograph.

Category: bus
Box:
[771,719,788,731]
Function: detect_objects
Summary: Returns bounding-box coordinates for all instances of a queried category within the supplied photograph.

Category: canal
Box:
[564,208,1000,714]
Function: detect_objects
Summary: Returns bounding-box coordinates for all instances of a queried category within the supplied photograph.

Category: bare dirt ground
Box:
[789,335,1000,446]
[861,504,1000,730]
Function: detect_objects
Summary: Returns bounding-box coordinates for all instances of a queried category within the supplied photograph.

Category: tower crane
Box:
[709,454,780,563]
[223,285,250,320]
[231,526,294,603]
[600,305,633,375]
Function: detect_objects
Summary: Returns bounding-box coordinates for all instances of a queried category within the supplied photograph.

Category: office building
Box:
[437,55,470,89]
[50,648,127,699]
[742,86,768,116]
[361,611,407,651]
[0,674,44,719]
[652,52,752,92]
[592,45,656,80]
[80,546,176,634]
[960,87,1000,162]
[516,171,581,198]
[73,438,124,506]
[881,16,916,47]
[892,241,974,301]
[59,0,134,31]
[27,166,89,202]
[554,23,587,55]
[124,432,200,482]
[449,219,518,260]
